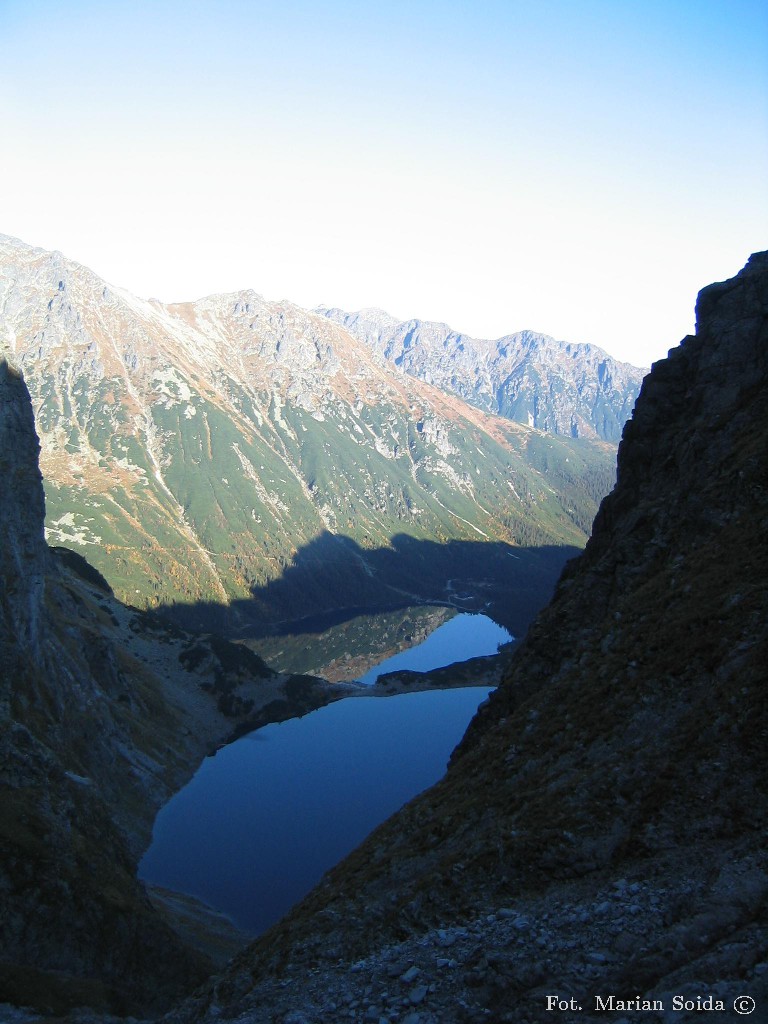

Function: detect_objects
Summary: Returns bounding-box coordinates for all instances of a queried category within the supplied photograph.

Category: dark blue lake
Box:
[139,685,493,935]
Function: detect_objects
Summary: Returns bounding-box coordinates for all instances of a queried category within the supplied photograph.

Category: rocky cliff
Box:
[317,307,645,442]
[169,257,767,1024]
[0,362,48,656]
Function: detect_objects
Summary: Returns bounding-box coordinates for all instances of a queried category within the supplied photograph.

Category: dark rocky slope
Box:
[170,255,768,1024]
[0,358,232,1015]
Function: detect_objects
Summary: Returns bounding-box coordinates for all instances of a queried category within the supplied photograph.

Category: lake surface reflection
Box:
[359,612,512,683]
[139,686,493,935]
[252,607,512,682]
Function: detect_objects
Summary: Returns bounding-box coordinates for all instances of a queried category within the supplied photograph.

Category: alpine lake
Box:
[139,609,512,936]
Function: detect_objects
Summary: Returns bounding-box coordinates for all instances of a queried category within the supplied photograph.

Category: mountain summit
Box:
[317,306,645,441]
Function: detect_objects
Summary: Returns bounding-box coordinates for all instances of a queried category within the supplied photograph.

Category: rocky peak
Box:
[579,249,768,586]
[316,305,646,441]
[458,250,768,758]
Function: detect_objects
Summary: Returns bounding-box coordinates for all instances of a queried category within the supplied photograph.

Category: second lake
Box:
[359,611,512,683]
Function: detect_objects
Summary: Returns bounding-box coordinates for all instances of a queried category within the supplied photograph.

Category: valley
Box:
[161,252,768,1024]
[3,238,764,1024]
[0,233,630,1018]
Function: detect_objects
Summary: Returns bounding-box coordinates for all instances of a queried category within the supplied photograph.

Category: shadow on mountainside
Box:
[154,531,581,642]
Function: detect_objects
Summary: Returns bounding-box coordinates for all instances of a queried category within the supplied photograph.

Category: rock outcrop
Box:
[168,257,767,1024]
[317,307,645,441]
[0,360,48,654]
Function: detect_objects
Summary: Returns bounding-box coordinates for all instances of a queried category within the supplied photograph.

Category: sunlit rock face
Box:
[167,254,767,1024]
[317,306,646,441]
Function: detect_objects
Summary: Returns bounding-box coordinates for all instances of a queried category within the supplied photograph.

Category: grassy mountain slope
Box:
[0,234,615,633]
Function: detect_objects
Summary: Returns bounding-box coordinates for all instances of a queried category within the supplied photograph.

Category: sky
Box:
[0,0,766,368]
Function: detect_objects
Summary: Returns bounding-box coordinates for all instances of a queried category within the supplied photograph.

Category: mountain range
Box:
[317,306,645,441]
[0,234,620,638]
[2,244,764,1024]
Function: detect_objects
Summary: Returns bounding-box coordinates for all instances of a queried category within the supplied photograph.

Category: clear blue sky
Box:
[1,0,766,365]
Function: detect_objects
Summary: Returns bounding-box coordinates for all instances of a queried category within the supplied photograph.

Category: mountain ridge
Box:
[317,304,646,441]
